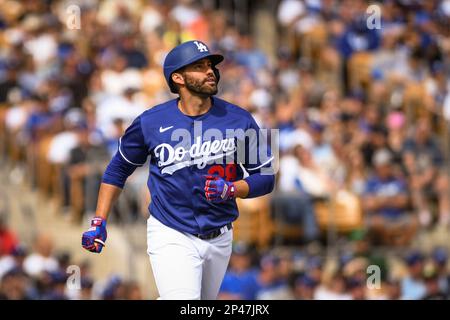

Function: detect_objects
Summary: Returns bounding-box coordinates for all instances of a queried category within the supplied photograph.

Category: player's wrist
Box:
[231,180,249,199]
[91,216,107,228]
[93,215,107,222]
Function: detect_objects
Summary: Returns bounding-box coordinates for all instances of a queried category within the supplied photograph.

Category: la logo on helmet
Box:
[194,41,208,52]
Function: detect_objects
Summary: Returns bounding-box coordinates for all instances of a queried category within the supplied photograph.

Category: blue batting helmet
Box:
[163,40,224,93]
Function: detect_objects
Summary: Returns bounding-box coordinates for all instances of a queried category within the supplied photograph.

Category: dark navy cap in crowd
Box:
[405,251,425,266]
[432,247,448,266]
[260,253,281,268]
[310,121,324,133]
[11,244,28,257]
[81,277,94,289]
[296,274,318,288]
[346,276,365,290]
[306,256,323,269]
[3,267,27,279]
[49,271,68,284]
[102,275,123,299]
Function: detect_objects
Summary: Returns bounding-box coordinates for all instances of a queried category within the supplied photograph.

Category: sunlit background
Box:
[0,0,450,300]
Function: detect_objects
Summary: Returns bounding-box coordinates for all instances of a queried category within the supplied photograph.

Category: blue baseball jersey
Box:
[104,96,274,236]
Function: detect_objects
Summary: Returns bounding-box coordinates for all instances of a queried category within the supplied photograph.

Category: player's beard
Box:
[183,74,218,96]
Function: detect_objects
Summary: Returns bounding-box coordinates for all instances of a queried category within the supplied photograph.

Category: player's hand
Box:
[204,175,236,202]
[82,217,107,253]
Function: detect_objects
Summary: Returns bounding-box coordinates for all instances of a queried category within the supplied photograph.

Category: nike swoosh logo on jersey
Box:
[159,126,174,133]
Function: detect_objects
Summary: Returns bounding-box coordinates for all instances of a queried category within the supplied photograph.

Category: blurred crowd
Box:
[0,0,450,299]
[219,240,450,300]
[0,217,142,299]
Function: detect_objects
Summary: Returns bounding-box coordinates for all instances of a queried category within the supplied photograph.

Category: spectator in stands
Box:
[345,149,367,195]
[256,253,293,300]
[293,274,318,300]
[360,124,389,168]
[346,276,367,300]
[273,143,320,243]
[305,256,324,284]
[102,275,127,300]
[314,270,352,300]
[234,34,269,79]
[385,110,407,167]
[0,268,33,300]
[295,143,335,198]
[363,149,418,246]
[218,242,260,300]
[0,65,19,103]
[310,121,341,180]
[0,244,27,280]
[430,247,449,294]
[118,36,148,70]
[422,265,448,300]
[42,271,69,300]
[371,27,409,86]
[385,278,402,300]
[79,277,94,300]
[401,251,427,300]
[23,234,59,277]
[402,117,449,228]
[0,214,18,256]
[67,122,110,222]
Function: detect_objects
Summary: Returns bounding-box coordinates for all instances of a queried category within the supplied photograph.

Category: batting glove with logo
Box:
[204,175,236,202]
[82,217,107,253]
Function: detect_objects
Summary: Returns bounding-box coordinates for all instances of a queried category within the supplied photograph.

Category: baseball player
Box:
[81,40,275,300]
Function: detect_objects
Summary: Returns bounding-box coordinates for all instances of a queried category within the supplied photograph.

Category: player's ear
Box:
[171,72,185,87]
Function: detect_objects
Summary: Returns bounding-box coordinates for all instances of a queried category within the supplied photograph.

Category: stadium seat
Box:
[314,190,363,233]
[301,23,329,64]
[235,196,274,249]
[403,82,431,122]
[348,52,374,92]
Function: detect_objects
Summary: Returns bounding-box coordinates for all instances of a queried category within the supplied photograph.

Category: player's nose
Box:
[205,66,214,77]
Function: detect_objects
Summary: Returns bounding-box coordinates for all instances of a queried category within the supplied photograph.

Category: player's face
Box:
[181,58,218,96]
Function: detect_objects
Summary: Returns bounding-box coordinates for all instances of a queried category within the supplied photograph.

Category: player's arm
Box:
[95,183,123,219]
[82,116,149,253]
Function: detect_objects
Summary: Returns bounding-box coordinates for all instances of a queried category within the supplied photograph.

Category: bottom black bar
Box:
[0,300,444,319]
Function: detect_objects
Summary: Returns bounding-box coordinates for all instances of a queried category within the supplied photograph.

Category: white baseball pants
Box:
[147,215,233,300]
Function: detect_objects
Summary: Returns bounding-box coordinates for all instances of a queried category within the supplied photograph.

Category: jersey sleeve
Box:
[118,116,149,166]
